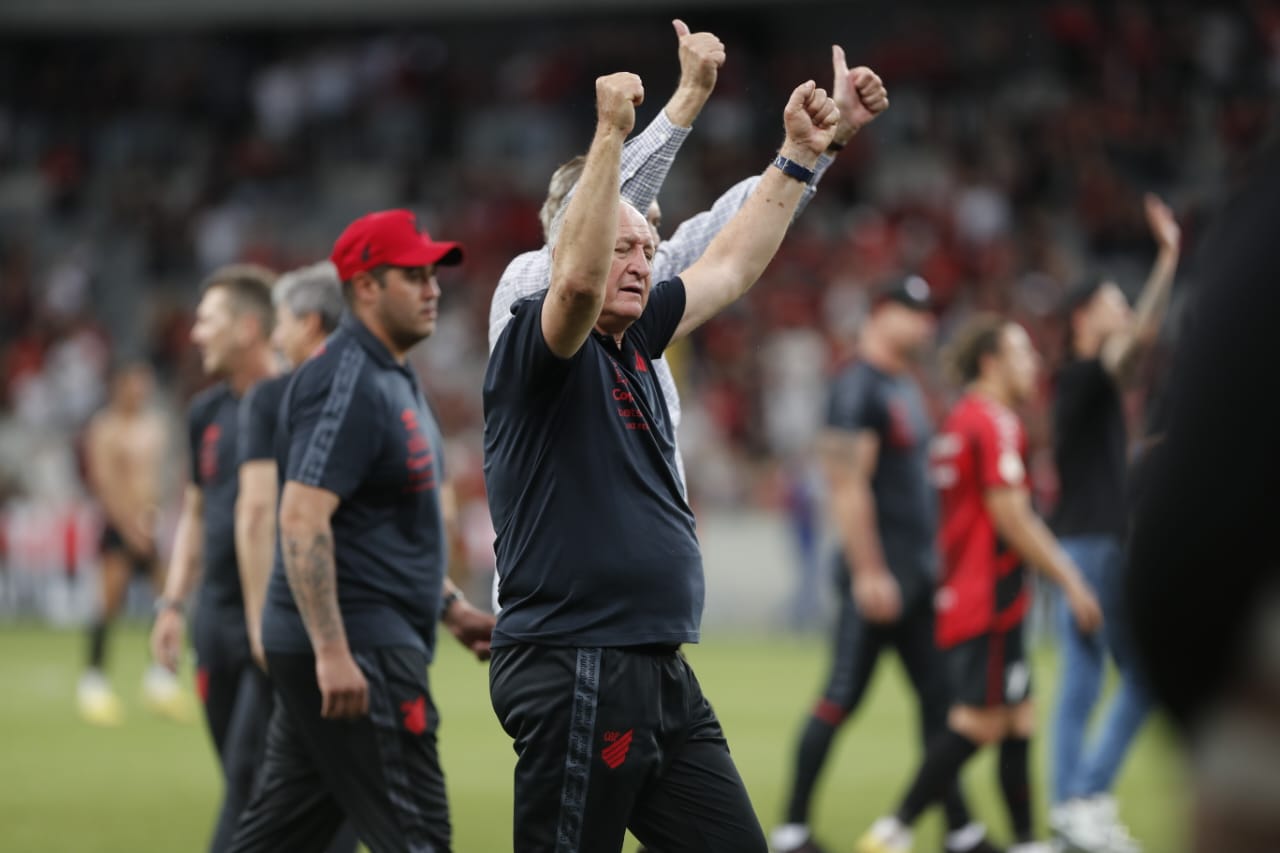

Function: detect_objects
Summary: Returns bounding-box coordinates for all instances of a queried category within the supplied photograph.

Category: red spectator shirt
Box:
[930,392,1029,648]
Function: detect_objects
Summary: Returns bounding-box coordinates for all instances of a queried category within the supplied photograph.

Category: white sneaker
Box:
[769,823,814,853]
[1052,798,1108,851]
[1009,843,1060,853]
[854,816,912,853]
[1087,795,1141,853]
[77,670,123,726]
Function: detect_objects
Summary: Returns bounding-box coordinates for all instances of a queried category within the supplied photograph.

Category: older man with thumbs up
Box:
[483,68,844,853]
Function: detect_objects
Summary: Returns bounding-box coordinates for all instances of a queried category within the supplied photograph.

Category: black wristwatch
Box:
[439,589,462,620]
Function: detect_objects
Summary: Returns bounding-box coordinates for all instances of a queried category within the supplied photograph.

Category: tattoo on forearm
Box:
[283,530,345,646]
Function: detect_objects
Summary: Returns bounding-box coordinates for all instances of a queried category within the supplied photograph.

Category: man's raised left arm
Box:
[672,81,850,341]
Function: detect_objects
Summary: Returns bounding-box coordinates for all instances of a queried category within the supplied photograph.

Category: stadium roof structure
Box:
[0,0,835,30]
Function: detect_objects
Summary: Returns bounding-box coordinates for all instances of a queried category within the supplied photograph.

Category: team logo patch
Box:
[602,729,634,769]
[199,424,221,483]
[400,695,428,735]
[998,450,1024,485]
[195,667,210,705]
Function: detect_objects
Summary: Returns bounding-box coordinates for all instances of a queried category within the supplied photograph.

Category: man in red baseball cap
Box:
[229,210,493,853]
[329,208,464,350]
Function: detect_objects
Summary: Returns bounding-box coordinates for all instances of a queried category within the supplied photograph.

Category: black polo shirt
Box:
[188,383,245,614]
[1052,358,1127,538]
[483,278,700,649]
[261,314,448,658]
[825,361,938,607]
[238,372,290,465]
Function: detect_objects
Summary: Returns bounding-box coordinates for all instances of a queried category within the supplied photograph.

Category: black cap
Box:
[873,274,933,312]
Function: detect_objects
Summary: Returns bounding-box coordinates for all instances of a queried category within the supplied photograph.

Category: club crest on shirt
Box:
[998,450,1024,485]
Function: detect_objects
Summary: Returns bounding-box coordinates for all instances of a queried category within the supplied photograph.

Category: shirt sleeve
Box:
[825,368,888,437]
[488,249,552,353]
[237,380,278,465]
[972,409,1027,490]
[186,405,203,485]
[652,177,757,281]
[651,152,836,282]
[631,278,688,359]
[486,293,578,398]
[283,352,385,500]
[619,109,691,215]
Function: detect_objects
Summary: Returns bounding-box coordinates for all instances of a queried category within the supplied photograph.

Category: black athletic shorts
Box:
[489,643,767,853]
[946,623,1032,708]
[99,523,154,570]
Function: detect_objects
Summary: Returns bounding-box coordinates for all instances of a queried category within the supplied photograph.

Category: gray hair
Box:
[539,155,586,243]
[547,196,644,252]
[273,261,344,334]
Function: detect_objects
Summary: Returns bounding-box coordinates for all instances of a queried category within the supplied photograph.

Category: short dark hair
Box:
[201,263,276,337]
[944,313,1008,386]
[340,264,391,305]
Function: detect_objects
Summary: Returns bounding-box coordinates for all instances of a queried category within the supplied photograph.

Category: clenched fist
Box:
[782,80,839,157]
[596,72,644,137]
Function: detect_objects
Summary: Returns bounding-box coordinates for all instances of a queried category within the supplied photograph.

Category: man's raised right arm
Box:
[541,73,644,358]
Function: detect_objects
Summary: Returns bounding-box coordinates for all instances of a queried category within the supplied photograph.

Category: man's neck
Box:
[227,347,276,395]
[297,332,328,367]
[356,312,409,363]
[594,323,626,349]
[860,331,906,375]
[1072,328,1102,361]
[970,378,1013,409]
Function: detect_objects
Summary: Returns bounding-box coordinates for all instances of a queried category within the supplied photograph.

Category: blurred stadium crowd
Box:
[0,0,1276,615]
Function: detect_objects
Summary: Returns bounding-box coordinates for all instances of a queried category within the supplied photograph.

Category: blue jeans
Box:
[1051,535,1153,803]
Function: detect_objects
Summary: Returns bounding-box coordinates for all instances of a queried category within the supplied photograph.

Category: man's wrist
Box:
[777,140,820,169]
[664,85,711,129]
[440,588,464,622]
[154,596,184,617]
[772,154,816,184]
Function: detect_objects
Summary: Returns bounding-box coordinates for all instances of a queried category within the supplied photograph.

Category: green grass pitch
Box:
[0,624,1187,852]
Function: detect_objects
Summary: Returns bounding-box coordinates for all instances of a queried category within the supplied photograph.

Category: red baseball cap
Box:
[330,209,464,282]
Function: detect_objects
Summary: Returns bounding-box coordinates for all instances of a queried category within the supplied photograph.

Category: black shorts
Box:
[946,624,1031,708]
[489,643,767,853]
[99,523,154,571]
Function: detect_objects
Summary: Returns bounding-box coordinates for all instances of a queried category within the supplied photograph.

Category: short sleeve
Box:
[972,409,1026,490]
[237,380,278,465]
[825,367,889,438]
[284,350,385,500]
[630,278,688,358]
[486,293,577,397]
[186,405,204,484]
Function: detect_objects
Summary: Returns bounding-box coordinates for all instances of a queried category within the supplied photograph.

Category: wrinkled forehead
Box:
[616,202,655,248]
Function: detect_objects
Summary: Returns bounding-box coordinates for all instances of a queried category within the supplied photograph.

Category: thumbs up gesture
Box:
[673,18,726,94]
[830,45,889,144]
